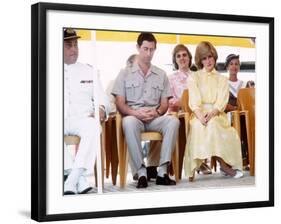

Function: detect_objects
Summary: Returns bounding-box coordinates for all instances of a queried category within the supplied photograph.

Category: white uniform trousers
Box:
[64,116,100,175]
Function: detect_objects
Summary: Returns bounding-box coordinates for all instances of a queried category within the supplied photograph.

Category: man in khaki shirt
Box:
[112,32,179,188]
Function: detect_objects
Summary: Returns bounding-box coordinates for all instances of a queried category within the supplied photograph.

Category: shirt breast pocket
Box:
[79,82,93,97]
[125,80,141,101]
[151,83,164,100]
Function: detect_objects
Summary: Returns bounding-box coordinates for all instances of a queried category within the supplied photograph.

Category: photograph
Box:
[64,28,256,193]
[31,2,274,222]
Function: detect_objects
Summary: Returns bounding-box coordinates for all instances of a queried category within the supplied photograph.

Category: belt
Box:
[202,103,214,110]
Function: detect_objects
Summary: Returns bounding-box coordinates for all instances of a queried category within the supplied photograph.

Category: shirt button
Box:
[144,90,147,93]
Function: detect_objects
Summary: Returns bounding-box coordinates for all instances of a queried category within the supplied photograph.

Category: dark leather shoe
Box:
[147,166,157,181]
[156,174,176,185]
[64,191,76,195]
[78,187,93,194]
[136,176,148,188]
[133,173,139,181]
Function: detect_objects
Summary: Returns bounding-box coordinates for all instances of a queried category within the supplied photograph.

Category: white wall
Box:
[78,38,256,88]
[0,0,279,223]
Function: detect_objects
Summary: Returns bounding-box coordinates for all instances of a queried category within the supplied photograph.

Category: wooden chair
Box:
[178,89,191,179]
[236,88,255,176]
[116,112,179,188]
[229,88,255,176]
[181,89,192,115]
[103,114,119,185]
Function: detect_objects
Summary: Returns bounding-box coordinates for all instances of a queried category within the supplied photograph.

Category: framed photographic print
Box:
[31,2,274,222]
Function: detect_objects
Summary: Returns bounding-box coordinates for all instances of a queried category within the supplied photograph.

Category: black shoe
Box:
[64,175,68,181]
[133,173,139,181]
[147,166,157,181]
[78,187,93,194]
[64,191,76,195]
[136,176,148,188]
[156,174,176,185]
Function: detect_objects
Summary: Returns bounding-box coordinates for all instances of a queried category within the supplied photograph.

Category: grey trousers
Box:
[122,115,180,174]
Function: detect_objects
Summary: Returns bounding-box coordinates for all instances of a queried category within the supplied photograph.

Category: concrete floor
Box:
[88,169,255,194]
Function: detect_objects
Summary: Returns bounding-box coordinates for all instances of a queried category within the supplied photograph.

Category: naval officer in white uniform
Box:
[63,28,110,195]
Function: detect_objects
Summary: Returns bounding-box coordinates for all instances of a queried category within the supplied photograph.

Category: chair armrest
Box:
[64,135,81,145]
[239,110,249,116]
[177,111,185,119]
[168,111,179,118]
[115,112,123,142]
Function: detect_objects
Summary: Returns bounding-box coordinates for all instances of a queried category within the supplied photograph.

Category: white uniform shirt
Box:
[229,79,246,98]
[64,62,110,120]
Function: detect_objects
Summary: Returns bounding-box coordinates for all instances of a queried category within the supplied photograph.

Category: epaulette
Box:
[151,65,165,75]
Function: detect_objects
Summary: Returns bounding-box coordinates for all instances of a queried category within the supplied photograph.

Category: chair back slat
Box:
[181,89,192,114]
[238,88,255,128]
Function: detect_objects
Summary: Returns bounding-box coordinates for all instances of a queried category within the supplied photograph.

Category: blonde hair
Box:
[195,41,218,69]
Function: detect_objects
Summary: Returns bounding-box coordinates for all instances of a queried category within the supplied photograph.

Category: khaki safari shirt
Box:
[112,63,172,109]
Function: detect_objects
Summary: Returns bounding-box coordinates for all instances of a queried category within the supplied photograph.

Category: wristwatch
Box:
[99,105,106,112]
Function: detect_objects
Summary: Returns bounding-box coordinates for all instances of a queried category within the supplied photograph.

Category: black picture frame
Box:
[31,2,274,222]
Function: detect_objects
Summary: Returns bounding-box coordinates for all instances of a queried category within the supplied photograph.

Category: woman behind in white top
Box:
[225,54,254,112]
[224,54,255,169]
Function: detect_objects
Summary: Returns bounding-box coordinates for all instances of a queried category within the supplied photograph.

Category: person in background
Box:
[168,44,192,112]
[224,54,255,112]
[106,54,138,114]
[224,54,255,168]
[63,28,110,195]
[112,32,179,188]
[184,41,243,182]
[126,54,138,68]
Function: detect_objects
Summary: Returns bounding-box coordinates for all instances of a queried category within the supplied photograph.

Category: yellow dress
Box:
[184,68,242,177]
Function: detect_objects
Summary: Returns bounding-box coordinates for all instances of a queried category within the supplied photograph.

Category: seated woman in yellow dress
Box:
[184,41,243,181]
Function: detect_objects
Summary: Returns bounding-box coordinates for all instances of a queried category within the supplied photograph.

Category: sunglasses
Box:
[176,53,188,59]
